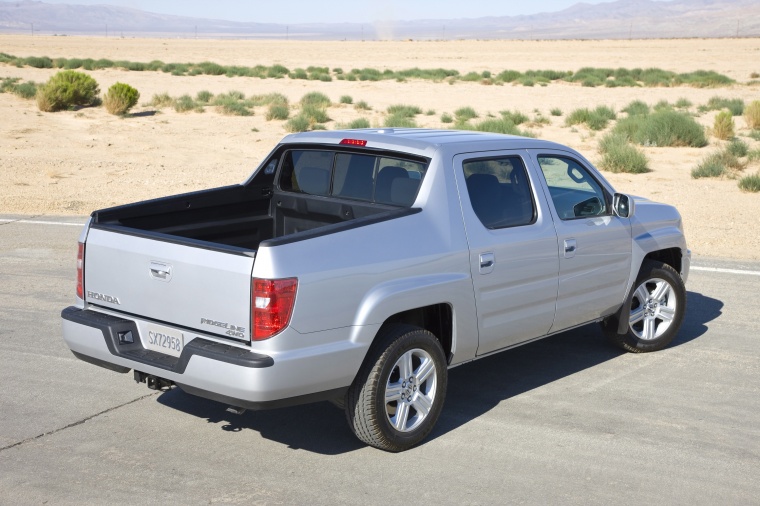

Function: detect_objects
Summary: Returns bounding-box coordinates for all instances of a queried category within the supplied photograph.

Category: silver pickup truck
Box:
[62,129,689,451]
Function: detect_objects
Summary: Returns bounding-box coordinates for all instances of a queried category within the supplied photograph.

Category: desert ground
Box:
[1,35,759,259]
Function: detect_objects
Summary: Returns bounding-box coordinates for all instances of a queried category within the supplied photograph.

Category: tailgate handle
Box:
[149,261,172,282]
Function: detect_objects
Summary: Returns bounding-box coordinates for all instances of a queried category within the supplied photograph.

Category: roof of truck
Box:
[280,128,572,157]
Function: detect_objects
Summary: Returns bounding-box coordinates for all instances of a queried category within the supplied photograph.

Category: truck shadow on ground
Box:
[157,290,721,455]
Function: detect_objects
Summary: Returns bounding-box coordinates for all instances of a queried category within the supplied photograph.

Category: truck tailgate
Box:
[84,227,254,341]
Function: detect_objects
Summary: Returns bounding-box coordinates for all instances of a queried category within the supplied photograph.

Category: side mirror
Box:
[613,193,635,218]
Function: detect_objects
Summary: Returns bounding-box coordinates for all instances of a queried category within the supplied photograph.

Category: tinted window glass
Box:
[279,150,427,206]
[463,156,535,229]
[537,156,608,220]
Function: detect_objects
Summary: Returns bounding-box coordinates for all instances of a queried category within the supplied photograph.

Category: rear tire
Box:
[606,260,686,353]
[345,324,447,452]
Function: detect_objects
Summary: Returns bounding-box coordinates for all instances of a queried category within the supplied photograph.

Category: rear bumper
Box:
[61,306,362,409]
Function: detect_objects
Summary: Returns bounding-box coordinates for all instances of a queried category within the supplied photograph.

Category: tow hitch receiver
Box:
[134,371,174,391]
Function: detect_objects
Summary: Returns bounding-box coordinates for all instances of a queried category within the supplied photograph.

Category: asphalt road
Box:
[1,215,758,505]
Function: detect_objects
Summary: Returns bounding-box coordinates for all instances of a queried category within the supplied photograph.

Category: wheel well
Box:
[643,248,682,274]
[380,304,453,363]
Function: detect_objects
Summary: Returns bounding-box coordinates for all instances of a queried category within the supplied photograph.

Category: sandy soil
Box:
[1,35,759,260]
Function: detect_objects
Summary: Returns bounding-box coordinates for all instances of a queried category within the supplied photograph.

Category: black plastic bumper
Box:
[61,306,274,374]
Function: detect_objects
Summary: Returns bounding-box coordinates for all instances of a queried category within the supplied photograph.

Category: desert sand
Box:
[1,35,759,260]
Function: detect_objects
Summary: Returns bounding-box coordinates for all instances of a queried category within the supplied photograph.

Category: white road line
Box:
[0,219,84,227]
[690,266,760,277]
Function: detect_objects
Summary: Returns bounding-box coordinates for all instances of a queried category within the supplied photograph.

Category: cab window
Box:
[462,156,535,229]
[537,156,609,220]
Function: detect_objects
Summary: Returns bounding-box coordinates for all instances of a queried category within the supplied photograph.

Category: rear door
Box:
[454,151,559,356]
[528,150,632,332]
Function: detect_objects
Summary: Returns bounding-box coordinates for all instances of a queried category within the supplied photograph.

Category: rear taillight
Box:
[76,242,85,300]
[252,277,298,340]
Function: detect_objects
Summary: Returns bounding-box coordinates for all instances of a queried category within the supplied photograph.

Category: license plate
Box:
[143,323,184,358]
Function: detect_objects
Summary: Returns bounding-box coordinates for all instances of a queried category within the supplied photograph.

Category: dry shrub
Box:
[744,100,760,129]
[36,70,99,112]
[103,82,140,115]
[713,110,735,140]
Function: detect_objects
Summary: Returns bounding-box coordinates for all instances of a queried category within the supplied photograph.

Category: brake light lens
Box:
[252,278,298,340]
[339,138,367,146]
[76,242,85,300]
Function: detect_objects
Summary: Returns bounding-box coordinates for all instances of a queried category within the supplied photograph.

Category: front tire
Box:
[345,325,448,452]
[607,260,686,353]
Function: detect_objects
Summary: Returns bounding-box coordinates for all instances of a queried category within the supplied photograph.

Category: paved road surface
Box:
[1,215,758,505]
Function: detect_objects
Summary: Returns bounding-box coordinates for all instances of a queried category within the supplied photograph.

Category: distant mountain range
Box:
[0,0,758,40]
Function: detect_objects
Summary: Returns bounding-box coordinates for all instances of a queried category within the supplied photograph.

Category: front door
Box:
[454,152,559,356]
[529,151,632,332]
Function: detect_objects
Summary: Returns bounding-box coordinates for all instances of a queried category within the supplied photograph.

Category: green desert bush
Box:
[103,82,140,115]
[355,100,371,110]
[285,115,311,132]
[174,95,197,113]
[387,104,422,117]
[454,106,478,121]
[713,110,735,140]
[675,97,693,109]
[691,149,744,179]
[300,91,330,107]
[348,118,371,129]
[213,93,252,116]
[36,70,100,112]
[726,139,749,158]
[597,133,649,173]
[738,172,760,192]
[550,108,563,117]
[300,104,330,123]
[195,90,214,103]
[384,114,417,128]
[441,112,453,123]
[704,96,744,116]
[501,110,529,125]
[614,109,707,147]
[266,103,289,120]
[744,101,760,129]
[150,92,174,108]
[0,77,38,99]
[565,106,616,131]
[622,100,649,116]
[339,95,353,104]
[290,68,308,80]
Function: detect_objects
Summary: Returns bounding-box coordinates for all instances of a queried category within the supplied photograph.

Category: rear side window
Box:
[462,156,535,229]
[279,149,427,206]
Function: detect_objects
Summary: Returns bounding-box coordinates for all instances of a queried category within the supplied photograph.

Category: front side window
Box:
[462,156,535,229]
[537,156,609,220]
[279,150,427,206]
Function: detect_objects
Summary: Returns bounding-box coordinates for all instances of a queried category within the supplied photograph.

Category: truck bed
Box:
[91,183,399,251]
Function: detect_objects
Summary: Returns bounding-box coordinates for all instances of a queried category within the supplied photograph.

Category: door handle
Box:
[563,239,577,258]
[479,252,495,274]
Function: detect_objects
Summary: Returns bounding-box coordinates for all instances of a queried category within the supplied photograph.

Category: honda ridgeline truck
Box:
[62,129,690,451]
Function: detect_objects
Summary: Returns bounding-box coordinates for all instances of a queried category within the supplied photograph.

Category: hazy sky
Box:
[20,0,638,24]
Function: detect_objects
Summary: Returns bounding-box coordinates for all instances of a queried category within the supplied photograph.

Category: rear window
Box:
[279,149,427,206]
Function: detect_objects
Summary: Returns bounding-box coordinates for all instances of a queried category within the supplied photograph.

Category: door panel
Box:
[530,151,632,332]
[454,152,559,356]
